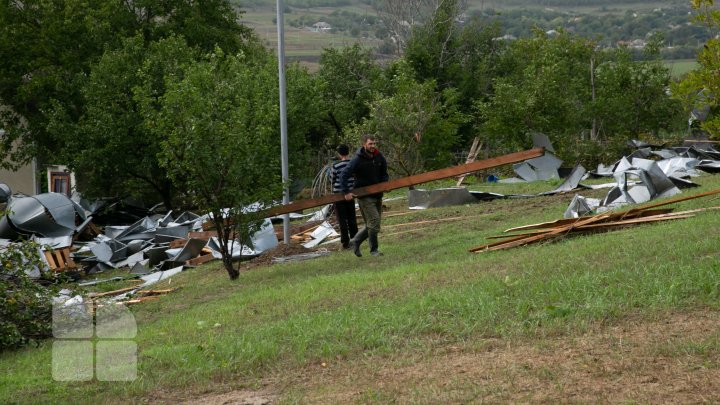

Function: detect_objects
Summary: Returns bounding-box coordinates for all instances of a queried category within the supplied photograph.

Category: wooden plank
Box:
[136,288,177,296]
[267,148,545,217]
[188,231,217,240]
[88,286,137,298]
[470,212,614,252]
[503,208,676,233]
[169,239,188,248]
[456,138,482,186]
[44,251,58,269]
[186,253,215,266]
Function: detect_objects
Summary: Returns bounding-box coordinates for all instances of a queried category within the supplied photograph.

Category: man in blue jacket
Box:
[339,134,389,257]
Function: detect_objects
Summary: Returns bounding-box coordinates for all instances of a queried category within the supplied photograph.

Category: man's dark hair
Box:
[336,144,350,156]
[361,134,376,143]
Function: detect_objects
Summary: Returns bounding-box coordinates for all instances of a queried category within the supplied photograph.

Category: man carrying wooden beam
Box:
[340,135,389,257]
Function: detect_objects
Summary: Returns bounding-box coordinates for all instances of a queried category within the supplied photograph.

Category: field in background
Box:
[666,58,699,78]
[239,1,699,71]
[240,3,381,69]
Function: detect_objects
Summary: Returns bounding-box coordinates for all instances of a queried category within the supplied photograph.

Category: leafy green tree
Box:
[672,0,720,137]
[317,44,384,142]
[594,39,683,140]
[349,61,466,176]
[47,36,197,208]
[476,30,596,154]
[403,2,503,144]
[0,0,254,173]
[145,50,283,280]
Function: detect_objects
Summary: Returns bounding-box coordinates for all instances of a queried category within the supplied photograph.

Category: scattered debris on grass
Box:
[470,188,720,252]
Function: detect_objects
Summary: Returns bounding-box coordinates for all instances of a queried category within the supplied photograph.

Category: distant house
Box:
[311,22,331,33]
[493,34,517,42]
[617,39,647,49]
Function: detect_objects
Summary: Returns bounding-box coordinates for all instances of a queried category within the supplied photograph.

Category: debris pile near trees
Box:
[0,192,280,303]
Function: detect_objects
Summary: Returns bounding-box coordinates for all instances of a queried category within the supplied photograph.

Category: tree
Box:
[672,0,720,137]
[403,4,503,145]
[348,61,466,177]
[317,44,384,142]
[144,50,283,280]
[374,0,468,55]
[0,0,254,174]
[47,36,198,207]
[594,38,683,140]
[476,30,596,155]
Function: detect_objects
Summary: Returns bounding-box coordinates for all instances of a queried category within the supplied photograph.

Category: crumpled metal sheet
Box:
[541,164,587,195]
[302,221,339,248]
[696,160,720,173]
[205,219,278,259]
[651,149,679,160]
[115,216,156,242]
[512,161,538,182]
[564,195,601,219]
[168,238,207,262]
[569,156,683,216]
[525,152,563,180]
[139,266,183,288]
[154,225,190,244]
[627,147,652,160]
[532,133,555,153]
[91,239,128,263]
[207,237,256,259]
[0,183,11,204]
[0,216,19,239]
[588,163,615,178]
[657,157,700,178]
[7,193,86,237]
[408,188,480,209]
[35,236,73,249]
[130,260,152,275]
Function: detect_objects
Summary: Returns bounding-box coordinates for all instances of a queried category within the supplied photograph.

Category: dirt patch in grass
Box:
[266,309,720,403]
[182,389,277,405]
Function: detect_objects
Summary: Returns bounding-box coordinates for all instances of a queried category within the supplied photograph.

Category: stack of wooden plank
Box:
[43,247,77,272]
[469,189,720,253]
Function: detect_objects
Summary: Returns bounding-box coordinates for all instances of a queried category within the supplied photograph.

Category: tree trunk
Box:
[223,256,239,280]
[590,57,598,142]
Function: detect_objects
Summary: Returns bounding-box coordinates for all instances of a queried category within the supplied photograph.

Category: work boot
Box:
[350,228,368,257]
[369,231,383,257]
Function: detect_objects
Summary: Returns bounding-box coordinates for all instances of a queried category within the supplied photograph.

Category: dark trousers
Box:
[334,199,358,247]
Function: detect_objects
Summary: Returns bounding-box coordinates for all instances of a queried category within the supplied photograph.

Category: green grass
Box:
[666,58,699,78]
[3,175,720,403]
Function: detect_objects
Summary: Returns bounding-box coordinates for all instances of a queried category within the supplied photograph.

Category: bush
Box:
[0,240,56,351]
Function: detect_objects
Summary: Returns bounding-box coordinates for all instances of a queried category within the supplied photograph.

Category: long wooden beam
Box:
[267,148,545,217]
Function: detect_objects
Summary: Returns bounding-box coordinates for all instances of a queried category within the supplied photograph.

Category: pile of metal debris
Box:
[563,140,720,217]
[0,191,278,284]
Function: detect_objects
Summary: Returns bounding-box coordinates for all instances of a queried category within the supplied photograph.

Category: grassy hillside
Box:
[2,173,720,403]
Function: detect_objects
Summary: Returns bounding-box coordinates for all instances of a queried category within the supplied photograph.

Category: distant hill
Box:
[236,0,687,11]
[234,0,705,65]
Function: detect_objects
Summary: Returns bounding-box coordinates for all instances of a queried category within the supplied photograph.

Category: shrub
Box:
[0,240,57,351]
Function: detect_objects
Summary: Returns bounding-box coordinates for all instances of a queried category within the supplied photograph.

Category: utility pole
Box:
[276,0,290,244]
